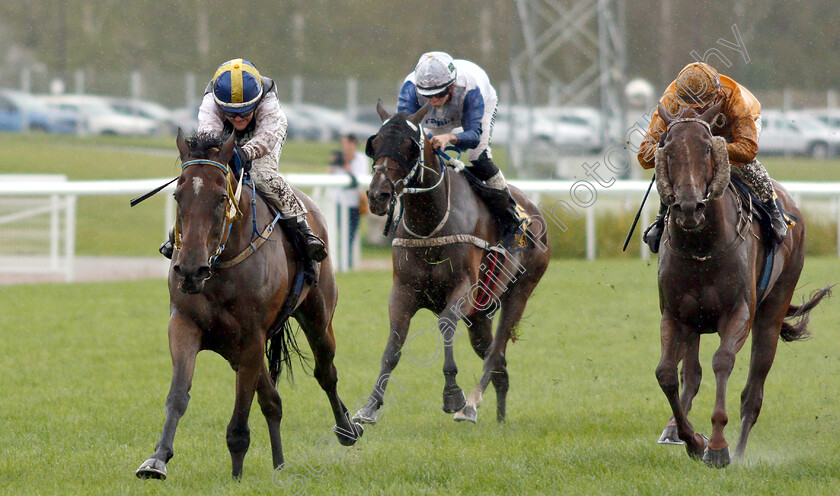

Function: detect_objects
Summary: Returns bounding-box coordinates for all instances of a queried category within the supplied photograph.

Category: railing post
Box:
[64,195,77,282]
[50,194,60,271]
[586,206,596,260]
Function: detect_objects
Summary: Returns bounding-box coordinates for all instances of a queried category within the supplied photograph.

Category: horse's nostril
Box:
[173,265,182,276]
[195,266,211,281]
[377,192,390,201]
[696,202,706,214]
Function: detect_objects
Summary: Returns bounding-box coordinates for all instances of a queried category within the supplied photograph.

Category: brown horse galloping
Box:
[353,102,550,425]
[653,102,830,467]
[136,131,362,480]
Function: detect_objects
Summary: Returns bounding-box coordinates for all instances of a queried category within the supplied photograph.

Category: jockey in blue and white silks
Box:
[397,51,530,248]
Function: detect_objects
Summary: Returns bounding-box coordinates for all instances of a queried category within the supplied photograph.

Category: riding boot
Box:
[279,216,325,285]
[473,184,531,251]
[469,153,531,250]
[764,199,788,245]
[159,226,175,259]
[643,201,668,253]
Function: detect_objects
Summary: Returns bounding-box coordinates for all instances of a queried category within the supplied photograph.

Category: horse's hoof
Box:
[686,434,709,460]
[657,426,684,445]
[453,405,477,423]
[442,387,466,414]
[352,405,379,425]
[335,422,364,446]
[702,446,731,468]
[136,457,167,480]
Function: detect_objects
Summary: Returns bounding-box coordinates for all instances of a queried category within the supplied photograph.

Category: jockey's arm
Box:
[724,113,759,166]
[637,110,667,169]
[452,88,484,151]
[397,81,421,114]
[241,92,287,161]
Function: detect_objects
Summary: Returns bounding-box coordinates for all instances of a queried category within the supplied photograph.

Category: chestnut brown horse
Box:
[136,131,362,480]
[353,102,550,425]
[653,102,830,467]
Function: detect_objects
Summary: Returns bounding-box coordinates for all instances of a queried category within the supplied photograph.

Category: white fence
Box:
[0,175,839,281]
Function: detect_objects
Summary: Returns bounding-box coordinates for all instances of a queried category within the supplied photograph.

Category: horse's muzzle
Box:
[673,201,706,230]
[173,263,211,294]
[366,189,391,216]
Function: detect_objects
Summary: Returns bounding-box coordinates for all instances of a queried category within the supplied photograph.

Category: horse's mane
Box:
[185,132,224,160]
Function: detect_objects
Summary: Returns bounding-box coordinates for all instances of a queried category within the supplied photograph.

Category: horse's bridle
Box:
[663,116,718,204]
[369,120,451,237]
[370,122,446,199]
[175,159,244,267]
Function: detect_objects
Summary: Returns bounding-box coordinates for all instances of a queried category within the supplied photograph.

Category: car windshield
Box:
[792,116,829,132]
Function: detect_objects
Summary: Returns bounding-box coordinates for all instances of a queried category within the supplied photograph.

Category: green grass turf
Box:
[1,258,839,495]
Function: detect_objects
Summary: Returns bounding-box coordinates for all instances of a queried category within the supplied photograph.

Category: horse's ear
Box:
[699,100,724,124]
[176,128,190,161]
[408,103,430,125]
[376,99,391,121]
[657,102,672,128]
[219,133,236,165]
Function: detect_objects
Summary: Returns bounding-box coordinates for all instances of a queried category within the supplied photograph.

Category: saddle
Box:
[730,176,797,248]
[455,165,534,252]
[729,176,798,302]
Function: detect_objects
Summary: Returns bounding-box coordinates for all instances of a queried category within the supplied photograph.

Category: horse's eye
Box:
[218,196,228,206]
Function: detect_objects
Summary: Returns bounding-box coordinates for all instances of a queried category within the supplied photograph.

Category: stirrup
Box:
[643,217,665,254]
[504,204,533,252]
[159,240,173,259]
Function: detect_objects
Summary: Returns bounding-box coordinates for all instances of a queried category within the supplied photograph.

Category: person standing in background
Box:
[330,133,369,268]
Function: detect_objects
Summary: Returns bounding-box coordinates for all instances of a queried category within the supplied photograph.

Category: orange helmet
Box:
[675,62,721,108]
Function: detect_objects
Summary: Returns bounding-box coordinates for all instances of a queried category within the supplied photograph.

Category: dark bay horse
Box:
[653,102,830,467]
[353,102,550,424]
[136,131,362,480]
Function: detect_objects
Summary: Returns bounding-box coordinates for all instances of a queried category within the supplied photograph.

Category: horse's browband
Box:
[666,117,712,135]
[182,159,229,174]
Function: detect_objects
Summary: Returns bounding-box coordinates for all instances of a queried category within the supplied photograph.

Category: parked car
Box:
[493,105,600,152]
[285,103,379,141]
[803,108,840,133]
[106,98,179,135]
[0,89,82,134]
[280,103,333,141]
[758,109,840,159]
[39,94,158,136]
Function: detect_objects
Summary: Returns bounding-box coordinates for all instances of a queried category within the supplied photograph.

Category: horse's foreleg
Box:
[656,316,707,460]
[353,292,415,425]
[704,310,750,468]
[227,347,263,479]
[256,365,284,469]
[660,334,702,445]
[136,314,200,480]
[439,307,467,414]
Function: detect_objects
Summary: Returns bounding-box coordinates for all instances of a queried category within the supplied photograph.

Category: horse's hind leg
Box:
[457,292,526,424]
[297,302,363,446]
[227,348,263,479]
[136,314,200,480]
[256,365,284,469]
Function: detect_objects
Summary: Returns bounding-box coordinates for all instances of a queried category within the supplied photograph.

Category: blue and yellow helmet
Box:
[212,58,263,115]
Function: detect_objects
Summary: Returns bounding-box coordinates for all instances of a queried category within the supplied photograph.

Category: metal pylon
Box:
[510,0,626,175]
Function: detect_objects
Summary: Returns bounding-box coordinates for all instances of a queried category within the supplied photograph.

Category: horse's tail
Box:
[266,319,307,384]
[779,285,833,342]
